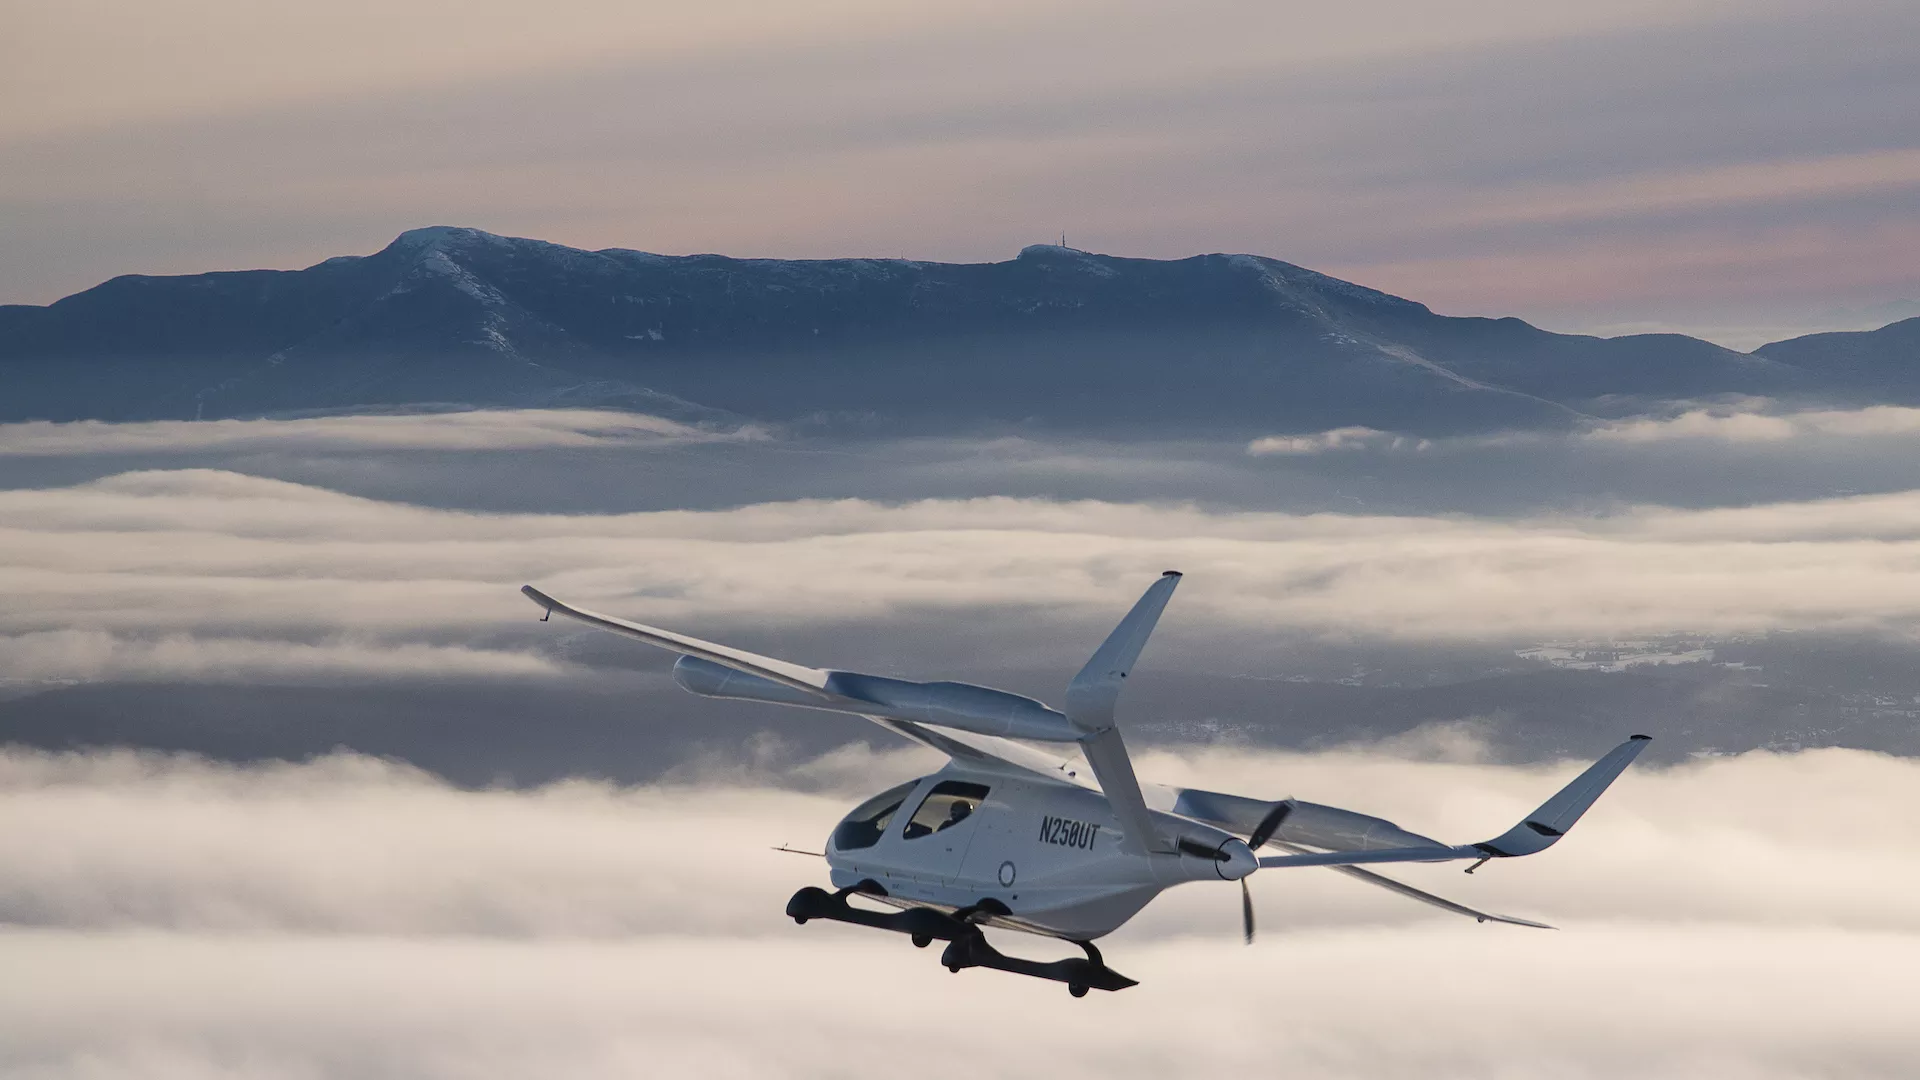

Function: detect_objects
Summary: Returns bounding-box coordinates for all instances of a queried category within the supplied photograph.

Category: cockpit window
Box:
[831,780,916,851]
[902,780,990,840]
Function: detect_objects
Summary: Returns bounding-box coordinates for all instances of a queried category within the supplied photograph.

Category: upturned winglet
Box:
[1255,736,1651,870]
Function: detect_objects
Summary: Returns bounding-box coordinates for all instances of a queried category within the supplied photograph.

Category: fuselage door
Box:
[891,777,991,885]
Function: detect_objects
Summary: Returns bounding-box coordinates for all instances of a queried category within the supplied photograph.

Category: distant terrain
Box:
[6,227,1920,780]
[5,225,1916,436]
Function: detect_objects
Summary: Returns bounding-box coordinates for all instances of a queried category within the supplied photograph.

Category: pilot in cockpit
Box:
[903,782,989,839]
[935,798,975,832]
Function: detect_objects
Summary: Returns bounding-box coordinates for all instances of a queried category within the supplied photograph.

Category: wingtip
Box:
[1484,912,1557,930]
[1161,569,1182,578]
[1630,734,1652,741]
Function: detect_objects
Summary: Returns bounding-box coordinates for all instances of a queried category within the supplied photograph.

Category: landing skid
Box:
[785,884,1137,997]
[939,932,1137,997]
[786,883,971,945]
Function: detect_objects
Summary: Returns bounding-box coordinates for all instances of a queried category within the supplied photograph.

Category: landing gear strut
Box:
[785,885,1137,996]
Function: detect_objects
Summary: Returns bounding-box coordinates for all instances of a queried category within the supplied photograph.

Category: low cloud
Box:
[17,465,1920,687]
[1254,404,1920,456]
[1247,427,1429,456]
[1587,404,1920,444]
[0,630,564,684]
[2,742,1914,936]
[1,745,1916,1077]
[8,926,1914,1079]
[0,409,766,456]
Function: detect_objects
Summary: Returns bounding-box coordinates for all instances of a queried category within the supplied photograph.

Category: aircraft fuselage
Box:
[826,766,1256,940]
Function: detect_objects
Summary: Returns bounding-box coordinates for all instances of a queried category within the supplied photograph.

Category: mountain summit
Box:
[1,227,1904,434]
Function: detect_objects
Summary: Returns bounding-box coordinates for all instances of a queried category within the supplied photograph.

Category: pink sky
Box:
[5,0,1917,347]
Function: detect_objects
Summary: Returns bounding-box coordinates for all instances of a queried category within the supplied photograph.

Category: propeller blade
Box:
[1246,800,1293,851]
[1241,877,1255,945]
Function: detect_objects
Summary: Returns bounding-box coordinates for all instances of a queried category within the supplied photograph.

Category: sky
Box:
[5,0,1919,347]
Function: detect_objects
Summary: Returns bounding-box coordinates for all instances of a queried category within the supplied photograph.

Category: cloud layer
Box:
[0,410,762,456]
[1246,426,1427,456]
[5,742,1916,936]
[16,457,1920,688]
[2,744,1916,1078]
[1586,404,1920,444]
[1251,403,1920,456]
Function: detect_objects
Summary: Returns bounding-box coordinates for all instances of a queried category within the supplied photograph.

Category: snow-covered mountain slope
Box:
[0,226,1892,435]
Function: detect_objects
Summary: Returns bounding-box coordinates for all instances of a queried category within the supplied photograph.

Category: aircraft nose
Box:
[1214,837,1256,881]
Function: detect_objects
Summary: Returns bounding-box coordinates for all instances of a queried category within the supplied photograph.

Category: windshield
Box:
[831,780,917,851]
[902,780,990,840]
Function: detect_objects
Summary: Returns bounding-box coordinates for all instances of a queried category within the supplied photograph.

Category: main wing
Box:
[1157,785,1542,925]
[1159,735,1650,927]
[521,585,1088,785]
[1266,840,1553,929]
[526,575,1197,856]
[1251,737,1651,871]
[522,585,834,695]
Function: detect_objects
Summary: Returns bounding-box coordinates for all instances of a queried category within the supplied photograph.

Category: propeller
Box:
[1239,801,1292,945]
[1246,801,1293,851]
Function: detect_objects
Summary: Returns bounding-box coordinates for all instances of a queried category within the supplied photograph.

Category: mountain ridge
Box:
[2,226,1910,435]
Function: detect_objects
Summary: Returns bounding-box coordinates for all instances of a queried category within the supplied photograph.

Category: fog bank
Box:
[3,744,1917,1078]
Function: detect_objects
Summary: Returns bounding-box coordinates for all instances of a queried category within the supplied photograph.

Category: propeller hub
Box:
[1213,837,1256,881]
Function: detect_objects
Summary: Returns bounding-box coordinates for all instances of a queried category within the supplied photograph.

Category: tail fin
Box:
[1066,572,1182,855]
[1477,734,1651,857]
[1065,571,1181,733]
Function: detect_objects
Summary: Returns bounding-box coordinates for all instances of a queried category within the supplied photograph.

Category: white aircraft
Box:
[523,573,1648,997]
